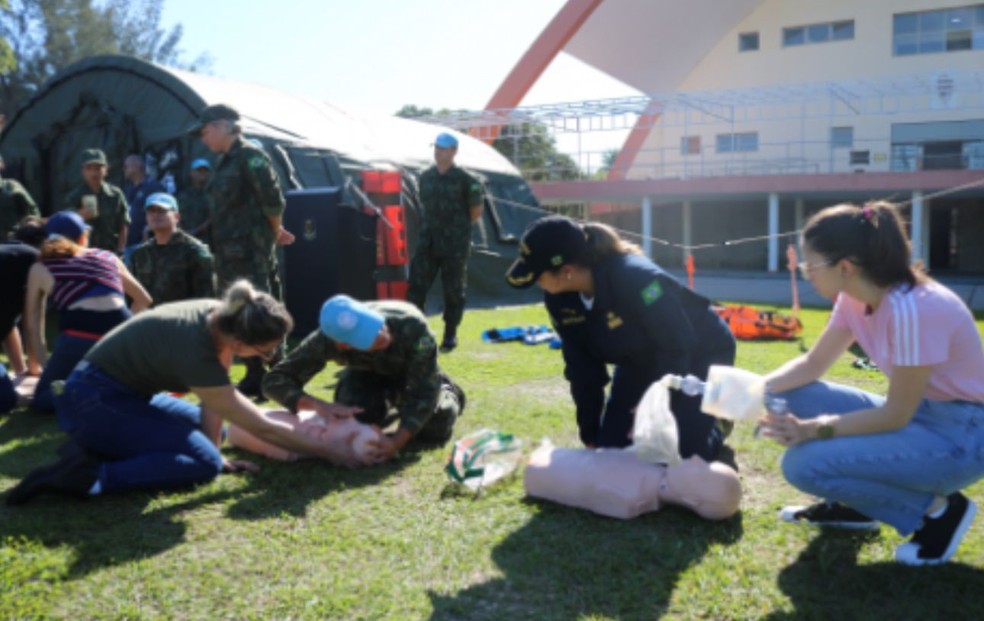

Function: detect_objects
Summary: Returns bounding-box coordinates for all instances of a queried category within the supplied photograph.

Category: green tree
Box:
[396,104,581,180]
[0,0,210,119]
[0,0,13,81]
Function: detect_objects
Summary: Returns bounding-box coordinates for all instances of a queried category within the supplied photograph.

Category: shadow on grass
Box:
[428,501,744,620]
[764,530,984,620]
[221,447,420,520]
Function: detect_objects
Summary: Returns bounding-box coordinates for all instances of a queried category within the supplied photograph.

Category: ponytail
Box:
[582,221,643,264]
[802,201,923,290]
[214,280,293,345]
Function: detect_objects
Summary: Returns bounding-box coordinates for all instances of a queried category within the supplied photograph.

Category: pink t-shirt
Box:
[829,281,984,403]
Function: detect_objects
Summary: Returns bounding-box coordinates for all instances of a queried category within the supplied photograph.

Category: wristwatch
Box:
[816,415,836,440]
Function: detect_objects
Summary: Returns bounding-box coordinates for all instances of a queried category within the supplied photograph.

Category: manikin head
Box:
[659,455,742,520]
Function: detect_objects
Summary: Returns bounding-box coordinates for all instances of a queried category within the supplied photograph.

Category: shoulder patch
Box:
[641,279,664,305]
[416,334,436,353]
[248,156,266,169]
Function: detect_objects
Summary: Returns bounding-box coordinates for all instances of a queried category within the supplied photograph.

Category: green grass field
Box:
[2,303,984,620]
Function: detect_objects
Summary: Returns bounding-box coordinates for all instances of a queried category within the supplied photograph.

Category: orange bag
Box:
[714,305,802,341]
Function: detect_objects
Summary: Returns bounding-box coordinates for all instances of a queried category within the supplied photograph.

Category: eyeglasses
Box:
[797,259,835,278]
[246,342,280,362]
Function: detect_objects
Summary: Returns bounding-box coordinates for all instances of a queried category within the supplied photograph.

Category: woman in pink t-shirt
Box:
[759,201,984,566]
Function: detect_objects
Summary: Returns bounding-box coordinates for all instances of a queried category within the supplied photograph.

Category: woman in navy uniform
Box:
[507,216,735,460]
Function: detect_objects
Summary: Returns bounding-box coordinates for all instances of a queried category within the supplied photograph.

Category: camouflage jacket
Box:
[206,137,285,270]
[263,301,442,434]
[130,230,216,305]
[416,165,483,258]
[175,186,212,238]
[0,178,39,241]
[64,182,130,252]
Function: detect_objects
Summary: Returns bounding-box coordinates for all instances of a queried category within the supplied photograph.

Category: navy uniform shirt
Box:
[545,252,734,444]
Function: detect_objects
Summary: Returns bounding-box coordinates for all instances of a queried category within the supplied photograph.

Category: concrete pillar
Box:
[794,198,805,234]
[768,192,780,272]
[682,200,692,268]
[910,190,925,264]
[641,196,653,259]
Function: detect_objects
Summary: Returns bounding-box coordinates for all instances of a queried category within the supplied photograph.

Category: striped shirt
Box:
[43,249,123,310]
[830,281,984,403]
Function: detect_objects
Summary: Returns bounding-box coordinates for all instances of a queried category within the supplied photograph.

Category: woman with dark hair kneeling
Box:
[6,280,377,505]
[506,215,735,460]
[759,201,984,565]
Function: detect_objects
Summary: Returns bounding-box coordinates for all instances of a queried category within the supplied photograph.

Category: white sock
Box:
[88,480,102,496]
[927,500,948,519]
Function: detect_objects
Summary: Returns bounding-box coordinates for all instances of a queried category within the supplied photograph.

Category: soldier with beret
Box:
[407,132,484,353]
[188,103,294,397]
[63,148,130,254]
[263,295,465,463]
[176,158,214,245]
[506,215,736,461]
[0,153,40,241]
[130,192,216,306]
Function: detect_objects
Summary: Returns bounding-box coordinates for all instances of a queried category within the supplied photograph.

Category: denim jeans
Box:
[776,381,984,535]
[58,361,223,494]
[33,333,100,412]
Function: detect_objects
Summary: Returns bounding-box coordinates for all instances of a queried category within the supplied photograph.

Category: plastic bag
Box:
[631,378,681,465]
[445,429,524,491]
[701,365,767,421]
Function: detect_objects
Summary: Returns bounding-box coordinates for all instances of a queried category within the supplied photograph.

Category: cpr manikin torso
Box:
[227,410,380,461]
[524,444,742,520]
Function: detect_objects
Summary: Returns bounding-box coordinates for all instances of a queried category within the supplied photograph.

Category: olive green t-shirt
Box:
[86,299,230,395]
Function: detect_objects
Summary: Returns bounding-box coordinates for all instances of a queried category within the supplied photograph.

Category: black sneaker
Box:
[780,501,880,530]
[6,451,100,506]
[439,372,466,417]
[895,493,977,566]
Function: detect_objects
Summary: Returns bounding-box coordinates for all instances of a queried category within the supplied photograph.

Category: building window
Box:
[850,150,871,166]
[716,132,758,153]
[680,136,701,155]
[739,32,759,51]
[894,5,984,56]
[831,127,854,148]
[783,20,854,47]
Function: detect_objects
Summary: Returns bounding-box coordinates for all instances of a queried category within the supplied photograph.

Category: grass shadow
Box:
[427,501,744,620]
[763,530,984,620]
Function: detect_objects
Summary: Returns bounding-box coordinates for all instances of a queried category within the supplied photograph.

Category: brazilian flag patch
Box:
[641,279,663,305]
[248,156,266,169]
[416,334,436,353]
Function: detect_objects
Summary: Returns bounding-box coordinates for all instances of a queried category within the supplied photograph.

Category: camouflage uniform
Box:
[262,300,463,444]
[407,165,483,333]
[64,182,129,253]
[206,136,285,294]
[0,177,39,241]
[130,229,216,305]
[175,186,213,246]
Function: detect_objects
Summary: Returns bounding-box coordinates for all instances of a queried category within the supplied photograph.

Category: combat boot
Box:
[439,326,458,353]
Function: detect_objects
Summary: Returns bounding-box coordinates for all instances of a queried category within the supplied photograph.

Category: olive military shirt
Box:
[207,137,286,272]
[64,182,130,252]
[263,301,442,435]
[0,178,39,241]
[416,165,483,258]
[130,229,216,305]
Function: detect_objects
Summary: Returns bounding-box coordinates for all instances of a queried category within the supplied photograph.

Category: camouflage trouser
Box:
[334,369,462,445]
[406,251,467,330]
[215,254,284,378]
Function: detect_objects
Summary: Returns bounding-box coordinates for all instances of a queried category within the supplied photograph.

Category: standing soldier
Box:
[122,153,166,248]
[187,104,294,397]
[130,192,216,305]
[0,153,40,241]
[64,148,129,255]
[406,132,484,352]
[176,158,213,245]
[263,295,465,462]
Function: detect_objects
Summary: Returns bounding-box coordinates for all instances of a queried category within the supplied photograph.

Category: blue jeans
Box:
[34,306,131,413]
[58,361,223,494]
[776,381,984,535]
